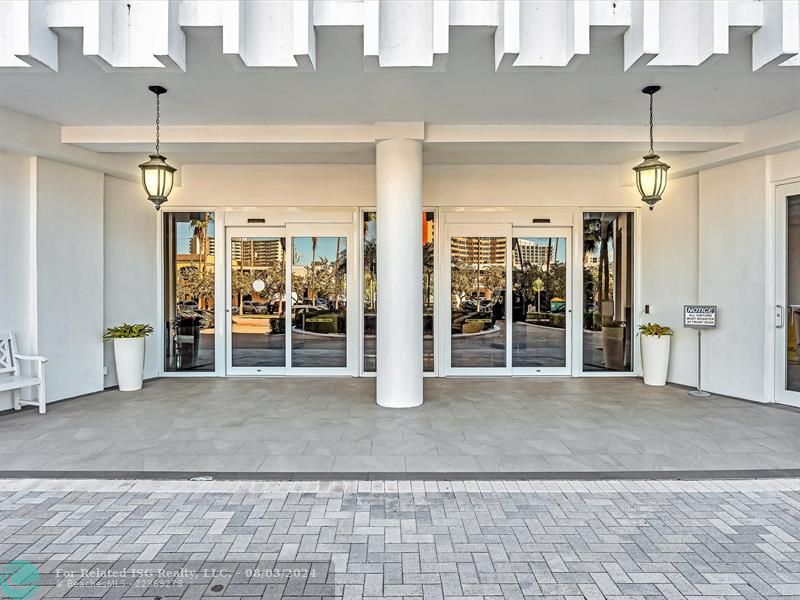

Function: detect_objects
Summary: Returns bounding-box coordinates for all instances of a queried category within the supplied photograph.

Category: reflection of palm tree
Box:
[600,222,612,301]
[545,237,552,273]
[334,237,341,309]
[309,236,318,302]
[423,242,434,308]
[189,213,213,309]
[365,238,377,310]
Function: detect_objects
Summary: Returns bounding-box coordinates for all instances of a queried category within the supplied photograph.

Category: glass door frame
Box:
[511,226,573,376]
[225,226,288,376]
[285,222,357,376]
[442,223,513,376]
[774,181,800,407]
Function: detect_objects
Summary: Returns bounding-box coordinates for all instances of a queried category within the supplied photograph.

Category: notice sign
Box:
[684,305,717,328]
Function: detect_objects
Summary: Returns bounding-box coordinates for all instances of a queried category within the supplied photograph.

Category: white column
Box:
[375,138,423,408]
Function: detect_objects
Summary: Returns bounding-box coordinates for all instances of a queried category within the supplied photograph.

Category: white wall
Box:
[698,157,768,401]
[640,174,699,386]
[170,163,640,209]
[169,164,376,207]
[103,176,159,387]
[425,165,635,207]
[0,153,33,410]
[35,158,105,402]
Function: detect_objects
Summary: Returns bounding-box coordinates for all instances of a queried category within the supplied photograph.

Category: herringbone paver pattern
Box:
[0,479,799,599]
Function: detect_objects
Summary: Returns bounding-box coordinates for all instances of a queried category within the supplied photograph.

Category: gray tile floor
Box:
[0,377,798,474]
[0,478,799,598]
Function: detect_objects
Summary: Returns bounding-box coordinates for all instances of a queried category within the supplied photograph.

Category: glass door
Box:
[287,223,355,375]
[226,227,287,375]
[444,224,511,375]
[511,228,572,375]
[776,182,800,407]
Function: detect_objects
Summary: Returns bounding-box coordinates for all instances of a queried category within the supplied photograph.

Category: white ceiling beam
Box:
[426,124,743,146]
[623,0,659,71]
[46,0,184,72]
[753,0,800,70]
[3,0,795,73]
[365,0,448,70]
[646,0,729,67]
[62,124,381,150]
[495,0,590,71]
[494,0,520,71]
[222,0,316,70]
[0,0,57,71]
[61,122,743,152]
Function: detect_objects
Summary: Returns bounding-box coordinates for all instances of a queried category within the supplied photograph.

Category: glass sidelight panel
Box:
[512,236,568,368]
[362,211,436,373]
[786,194,800,392]
[582,212,634,372]
[363,213,377,371]
[450,236,507,368]
[291,236,348,367]
[422,212,435,371]
[230,236,286,368]
[163,212,216,372]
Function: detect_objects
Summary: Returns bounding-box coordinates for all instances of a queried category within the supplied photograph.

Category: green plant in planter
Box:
[639,323,673,337]
[103,323,154,341]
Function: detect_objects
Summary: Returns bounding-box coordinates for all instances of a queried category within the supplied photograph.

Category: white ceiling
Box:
[1,27,798,129]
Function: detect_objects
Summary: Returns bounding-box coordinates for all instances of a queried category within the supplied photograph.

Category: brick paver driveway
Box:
[1,479,799,599]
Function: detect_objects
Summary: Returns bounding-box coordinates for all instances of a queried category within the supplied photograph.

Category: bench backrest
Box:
[0,331,19,376]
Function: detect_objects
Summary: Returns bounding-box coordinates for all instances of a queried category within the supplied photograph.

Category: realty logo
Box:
[0,560,40,599]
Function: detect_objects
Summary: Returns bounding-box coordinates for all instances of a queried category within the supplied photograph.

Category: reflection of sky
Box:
[293,237,346,265]
[364,220,376,242]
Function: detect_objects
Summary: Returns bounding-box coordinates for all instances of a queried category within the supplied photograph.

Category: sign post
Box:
[683,305,716,397]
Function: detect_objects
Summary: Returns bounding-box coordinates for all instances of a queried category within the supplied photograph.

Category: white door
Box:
[226,227,288,375]
[511,227,572,376]
[286,223,357,376]
[443,223,512,375]
[775,182,800,407]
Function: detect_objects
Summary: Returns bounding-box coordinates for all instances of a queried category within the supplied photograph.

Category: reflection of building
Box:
[451,237,506,265]
[231,239,284,268]
[514,239,554,266]
[422,213,435,245]
[189,232,215,256]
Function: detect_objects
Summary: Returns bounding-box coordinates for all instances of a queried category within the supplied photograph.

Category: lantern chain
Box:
[155,92,160,156]
[649,92,654,155]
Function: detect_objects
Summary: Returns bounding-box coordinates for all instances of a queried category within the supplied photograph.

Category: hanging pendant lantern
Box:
[139,85,176,211]
[633,85,670,210]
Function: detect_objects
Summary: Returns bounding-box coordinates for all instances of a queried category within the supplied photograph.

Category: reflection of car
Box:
[451,309,494,334]
[177,308,213,330]
[292,304,324,320]
[550,297,566,313]
[252,302,269,314]
[292,305,346,334]
[179,300,198,309]
[462,299,479,312]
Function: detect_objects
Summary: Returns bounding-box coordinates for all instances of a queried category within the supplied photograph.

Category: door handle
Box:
[777,305,784,328]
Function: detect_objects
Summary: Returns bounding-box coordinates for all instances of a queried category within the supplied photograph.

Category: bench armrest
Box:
[14,354,48,363]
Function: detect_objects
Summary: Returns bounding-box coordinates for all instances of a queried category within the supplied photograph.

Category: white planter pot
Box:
[641,334,671,386]
[113,337,145,391]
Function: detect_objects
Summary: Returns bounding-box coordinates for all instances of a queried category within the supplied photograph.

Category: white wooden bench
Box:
[0,331,48,414]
